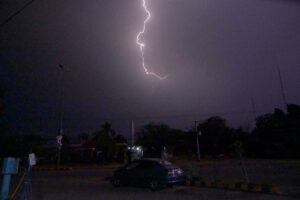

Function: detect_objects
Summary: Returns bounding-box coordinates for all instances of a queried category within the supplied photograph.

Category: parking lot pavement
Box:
[31,169,298,200]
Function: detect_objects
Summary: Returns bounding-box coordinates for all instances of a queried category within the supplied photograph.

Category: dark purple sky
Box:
[1,0,299,138]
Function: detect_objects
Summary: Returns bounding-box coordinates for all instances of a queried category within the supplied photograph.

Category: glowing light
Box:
[136,0,167,80]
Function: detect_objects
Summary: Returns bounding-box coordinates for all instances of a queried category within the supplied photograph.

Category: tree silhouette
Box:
[250,105,300,159]
[113,134,127,143]
[92,122,120,162]
[198,116,233,156]
[78,133,89,142]
[101,122,116,138]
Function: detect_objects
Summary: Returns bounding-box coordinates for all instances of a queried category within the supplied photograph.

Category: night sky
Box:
[1,0,299,138]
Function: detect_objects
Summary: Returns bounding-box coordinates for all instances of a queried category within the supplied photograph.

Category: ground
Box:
[171,158,300,195]
[171,159,300,186]
[29,168,298,200]
[2,159,300,199]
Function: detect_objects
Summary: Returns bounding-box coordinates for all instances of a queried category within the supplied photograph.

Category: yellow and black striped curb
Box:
[185,179,286,196]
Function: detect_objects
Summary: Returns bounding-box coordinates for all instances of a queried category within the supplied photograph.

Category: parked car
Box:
[111,158,185,191]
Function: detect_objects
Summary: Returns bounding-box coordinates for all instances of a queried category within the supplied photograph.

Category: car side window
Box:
[125,162,140,170]
[136,161,158,171]
[138,162,151,169]
[153,163,164,170]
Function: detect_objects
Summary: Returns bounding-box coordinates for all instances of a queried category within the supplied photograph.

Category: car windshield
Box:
[125,162,140,170]
[158,160,172,166]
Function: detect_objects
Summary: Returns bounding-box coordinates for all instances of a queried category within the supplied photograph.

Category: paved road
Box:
[31,169,298,200]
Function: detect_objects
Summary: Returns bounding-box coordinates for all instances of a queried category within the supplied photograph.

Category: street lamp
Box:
[57,64,65,168]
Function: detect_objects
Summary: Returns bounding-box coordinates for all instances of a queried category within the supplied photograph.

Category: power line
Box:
[276,64,287,107]
[0,0,36,30]
[251,97,257,119]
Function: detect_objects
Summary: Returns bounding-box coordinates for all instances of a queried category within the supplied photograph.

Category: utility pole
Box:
[130,120,135,146]
[57,64,65,168]
[195,121,201,161]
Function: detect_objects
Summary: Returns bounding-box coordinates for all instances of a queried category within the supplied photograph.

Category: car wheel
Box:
[149,180,159,191]
[112,178,121,187]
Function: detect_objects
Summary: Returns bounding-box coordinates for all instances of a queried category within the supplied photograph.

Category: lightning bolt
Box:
[136,0,167,80]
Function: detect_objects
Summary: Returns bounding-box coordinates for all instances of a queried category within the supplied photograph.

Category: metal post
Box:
[239,153,249,182]
[195,121,200,161]
[1,175,11,200]
[1,158,19,200]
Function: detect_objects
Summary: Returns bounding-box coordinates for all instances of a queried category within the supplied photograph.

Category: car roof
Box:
[138,158,173,166]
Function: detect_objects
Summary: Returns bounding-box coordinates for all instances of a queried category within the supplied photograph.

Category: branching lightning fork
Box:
[136,0,167,80]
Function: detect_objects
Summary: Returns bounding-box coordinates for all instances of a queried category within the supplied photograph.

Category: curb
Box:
[186,178,287,196]
[32,167,72,171]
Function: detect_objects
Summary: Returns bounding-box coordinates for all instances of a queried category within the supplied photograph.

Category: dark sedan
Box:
[111,158,185,191]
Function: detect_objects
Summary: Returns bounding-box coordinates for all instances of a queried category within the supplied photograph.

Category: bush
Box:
[247,182,257,191]
[192,175,204,182]
[235,181,246,189]
[261,183,272,193]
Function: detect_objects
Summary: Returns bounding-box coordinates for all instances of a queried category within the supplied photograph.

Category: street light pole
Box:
[57,64,65,168]
[195,121,201,161]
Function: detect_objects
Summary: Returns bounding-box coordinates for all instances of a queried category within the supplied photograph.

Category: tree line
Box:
[136,104,300,159]
[1,83,299,160]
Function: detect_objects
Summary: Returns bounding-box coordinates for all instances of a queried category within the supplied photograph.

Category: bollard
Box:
[1,158,19,200]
